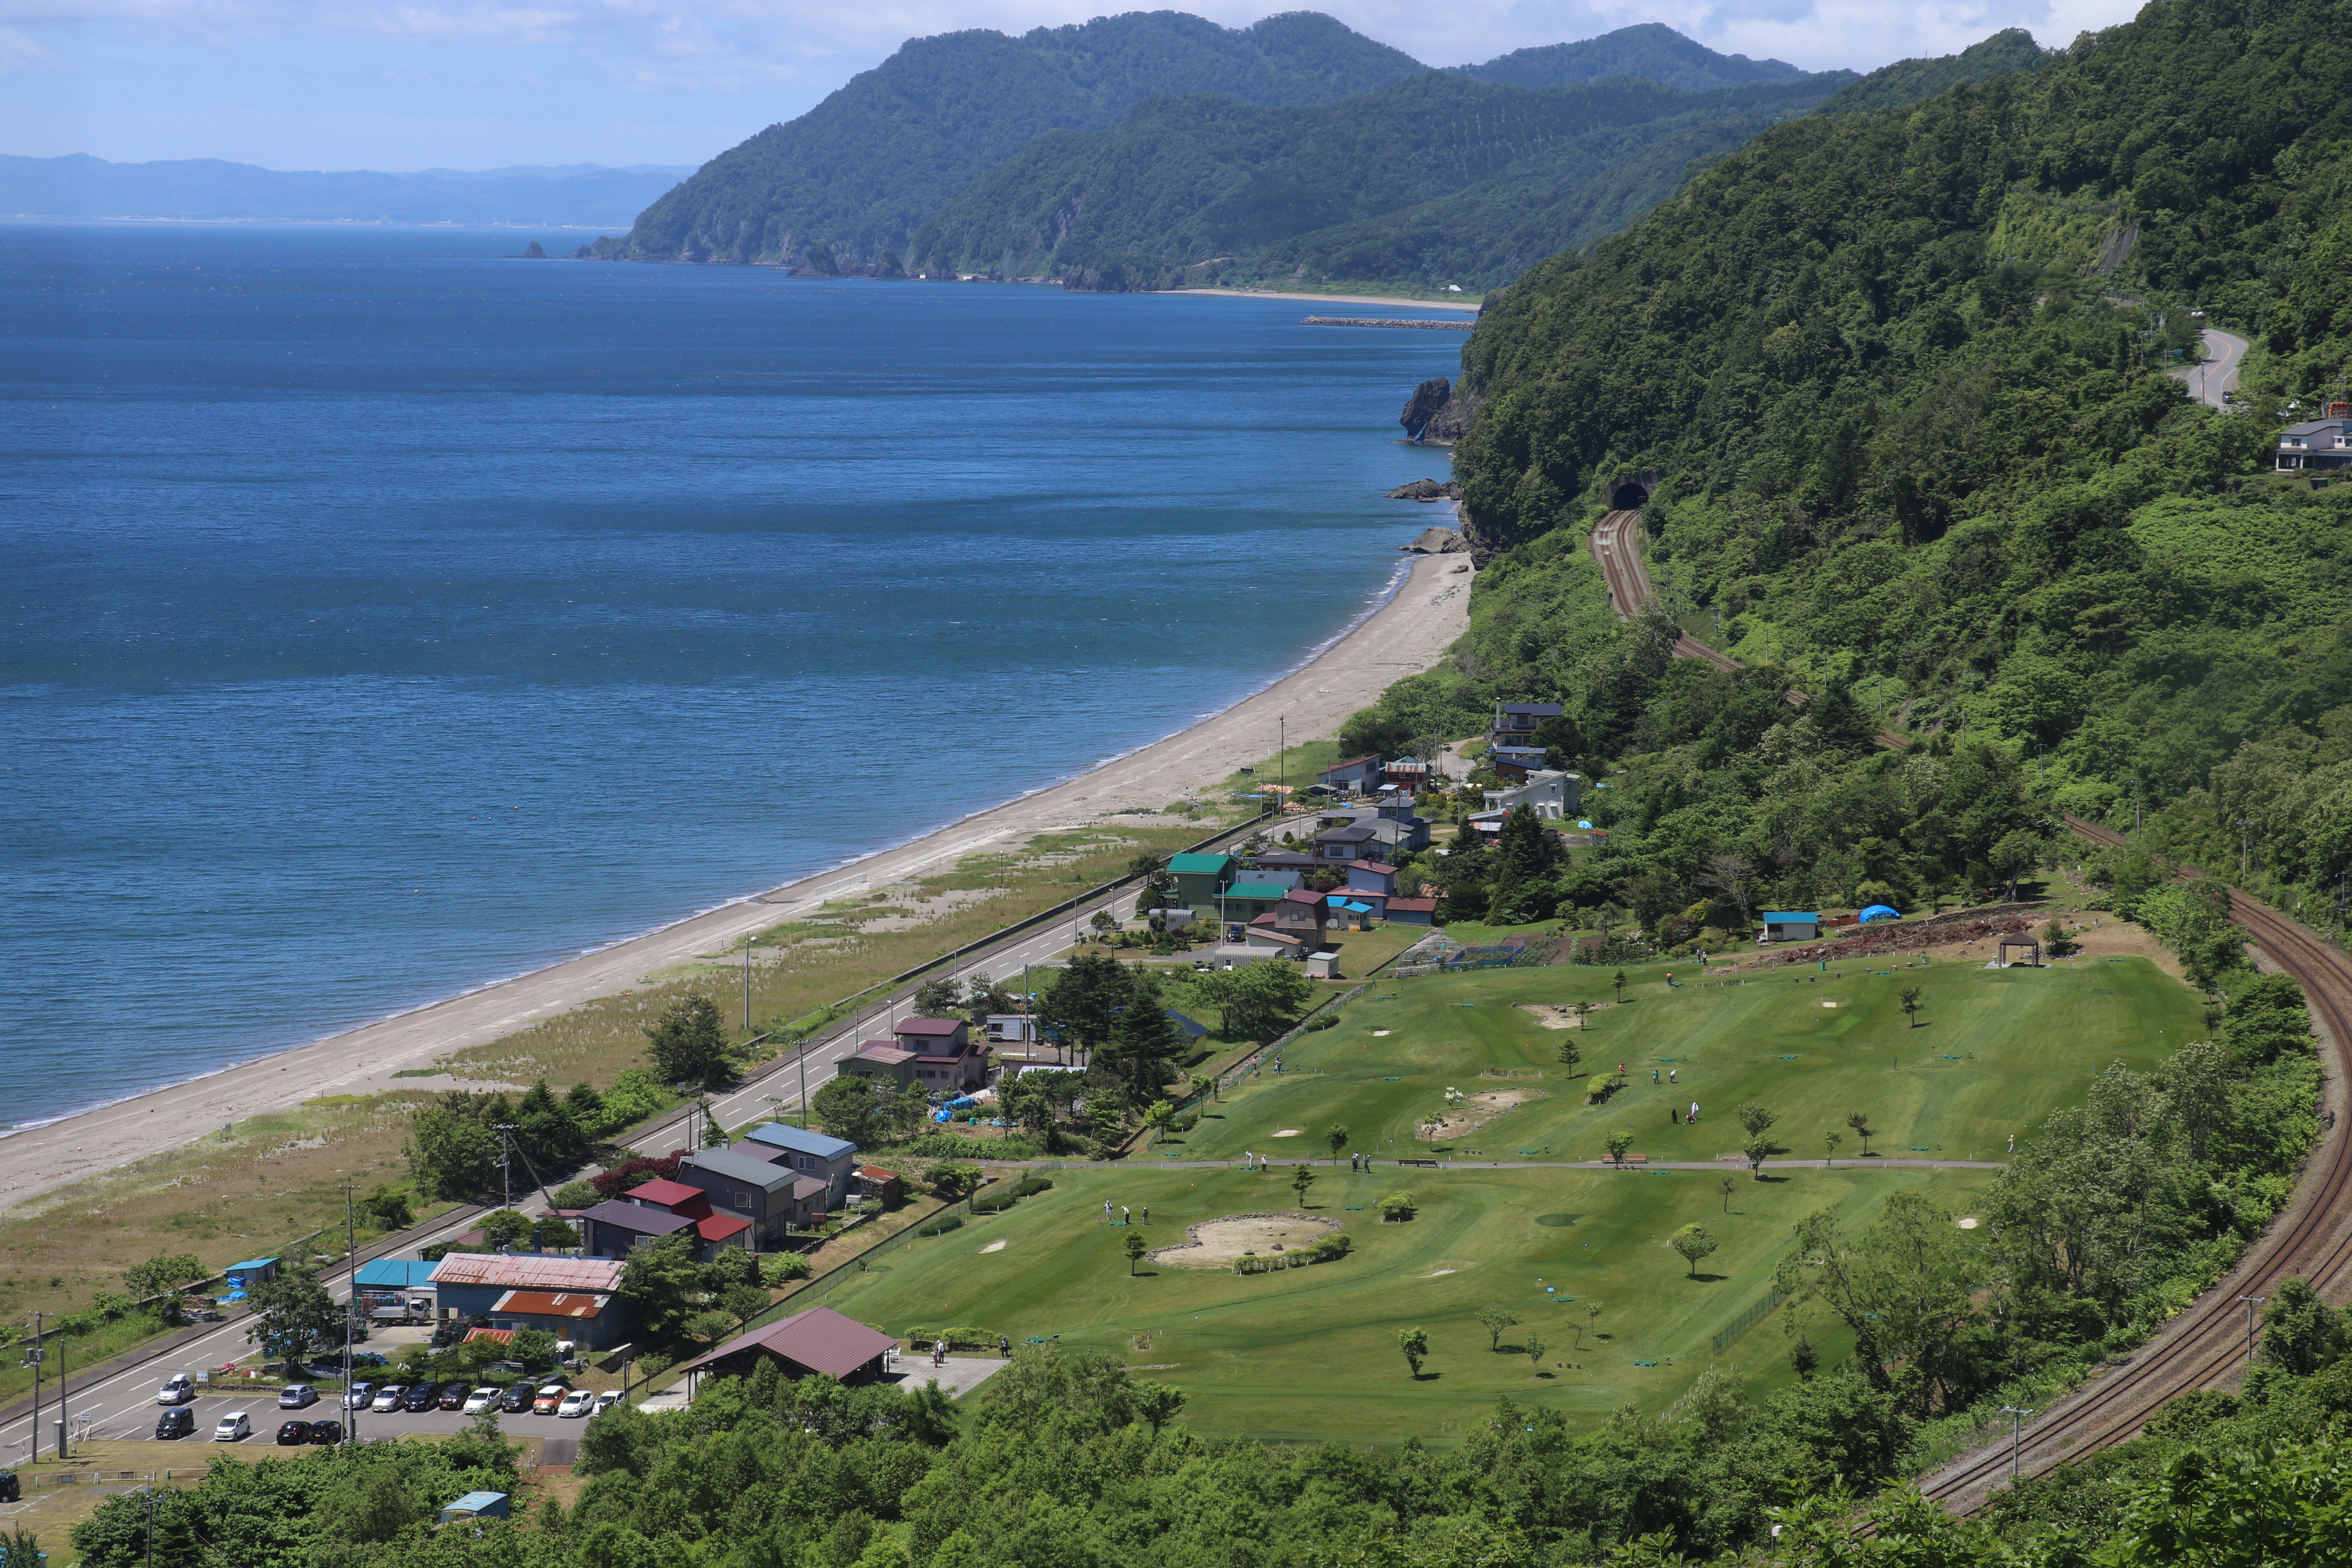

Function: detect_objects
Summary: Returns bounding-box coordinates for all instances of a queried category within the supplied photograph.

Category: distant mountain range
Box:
[0,155,700,226]
[586,15,2049,296]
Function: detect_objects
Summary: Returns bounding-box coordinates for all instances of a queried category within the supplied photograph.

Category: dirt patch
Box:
[1419,1087,1544,1141]
[1147,1211,1339,1268]
[1519,1003,1614,1029]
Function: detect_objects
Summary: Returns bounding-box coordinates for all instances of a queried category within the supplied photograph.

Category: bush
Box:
[1379,1192,1416,1222]
[1307,1233,1354,1262]
[1584,1073,1618,1104]
[971,1189,1020,1214]
[916,1216,965,1237]
[1308,1013,1340,1031]
[907,1324,998,1350]
[1010,1175,1055,1198]
[761,1252,813,1285]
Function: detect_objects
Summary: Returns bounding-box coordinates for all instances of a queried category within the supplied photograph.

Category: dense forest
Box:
[1454,23,1806,93]
[589,12,1423,267]
[1337,0,2352,938]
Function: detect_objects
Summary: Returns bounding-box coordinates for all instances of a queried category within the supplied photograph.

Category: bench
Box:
[1398,1158,1441,1168]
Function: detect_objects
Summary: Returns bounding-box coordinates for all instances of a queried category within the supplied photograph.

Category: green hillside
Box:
[1812,26,2050,115]
[912,71,1844,295]
[1456,21,1807,92]
[1339,0,2352,928]
[590,11,1425,267]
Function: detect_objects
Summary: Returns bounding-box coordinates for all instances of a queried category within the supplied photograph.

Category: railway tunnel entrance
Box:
[1608,478,1650,510]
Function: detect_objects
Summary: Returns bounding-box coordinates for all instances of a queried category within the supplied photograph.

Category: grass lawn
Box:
[1168,954,2199,1167]
[823,1162,1993,1444]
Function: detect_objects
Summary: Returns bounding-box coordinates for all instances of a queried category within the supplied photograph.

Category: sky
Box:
[0,0,2152,173]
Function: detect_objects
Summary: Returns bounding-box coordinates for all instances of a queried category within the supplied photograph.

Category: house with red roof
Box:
[577,1174,754,1263]
[673,1305,900,1387]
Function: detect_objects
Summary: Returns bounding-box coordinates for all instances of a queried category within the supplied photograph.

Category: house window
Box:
[733,1192,751,1210]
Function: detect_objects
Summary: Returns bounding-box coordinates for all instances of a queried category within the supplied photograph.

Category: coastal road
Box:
[2172,325,2249,409]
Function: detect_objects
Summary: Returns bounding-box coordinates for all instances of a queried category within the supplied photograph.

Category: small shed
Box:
[221,1258,279,1299]
[1307,951,1342,980]
[1760,913,1820,943]
[440,1492,511,1526]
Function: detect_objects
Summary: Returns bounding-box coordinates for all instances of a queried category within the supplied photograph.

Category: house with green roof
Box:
[1167,852,1235,910]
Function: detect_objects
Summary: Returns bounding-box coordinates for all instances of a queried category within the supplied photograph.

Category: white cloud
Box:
[0,23,58,67]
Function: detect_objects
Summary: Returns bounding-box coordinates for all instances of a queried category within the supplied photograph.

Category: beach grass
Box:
[1172,954,2199,1167]
[817,1160,1991,1445]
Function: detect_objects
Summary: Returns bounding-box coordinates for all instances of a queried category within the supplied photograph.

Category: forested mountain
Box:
[1337,0,2352,934]
[1457,22,1807,92]
[0,154,693,226]
[912,71,1847,293]
[1812,27,2050,115]
[588,12,1423,266]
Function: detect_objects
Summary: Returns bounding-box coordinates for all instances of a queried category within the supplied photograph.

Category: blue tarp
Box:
[1859,904,1901,922]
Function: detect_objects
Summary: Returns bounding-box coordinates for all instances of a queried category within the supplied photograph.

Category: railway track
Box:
[1584,505,2352,1505]
[1916,816,2352,1512]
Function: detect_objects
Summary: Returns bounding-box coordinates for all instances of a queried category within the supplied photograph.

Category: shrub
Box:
[971,1189,1020,1214]
[916,1216,965,1237]
[1011,1175,1055,1198]
[1584,1074,1617,1104]
[1307,1232,1354,1261]
[761,1252,812,1285]
[1308,1013,1340,1031]
[906,1324,998,1349]
[1379,1192,1416,1222]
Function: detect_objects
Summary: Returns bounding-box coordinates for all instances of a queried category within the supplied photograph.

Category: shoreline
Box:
[0,546,1476,1216]
[1171,288,1480,312]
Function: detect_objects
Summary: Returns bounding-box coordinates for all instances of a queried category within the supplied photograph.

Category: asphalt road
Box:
[2176,325,2249,408]
[76,1389,596,1448]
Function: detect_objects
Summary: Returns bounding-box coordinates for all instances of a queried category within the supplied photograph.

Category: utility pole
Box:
[495,1124,517,1216]
[2239,818,2252,882]
[2238,1294,2267,1362]
[342,1182,360,1448]
[24,1311,42,1464]
[55,1334,68,1461]
[2000,1405,2035,1482]
[744,933,753,1030]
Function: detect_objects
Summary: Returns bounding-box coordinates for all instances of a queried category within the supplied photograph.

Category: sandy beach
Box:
[0,548,1475,1215]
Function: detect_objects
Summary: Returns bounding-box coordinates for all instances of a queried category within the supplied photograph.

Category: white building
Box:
[1481,769,1581,820]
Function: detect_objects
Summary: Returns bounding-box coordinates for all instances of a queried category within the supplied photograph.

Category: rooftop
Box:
[893,1016,964,1038]
[681,1146,809,1193]
[1223,881,1291,899]
[673,1305,900,1381]
[742,1123,858,1161]
[577,1199,695,1238]
[428,1254,627,1293]
[492,1289,611,1319]
[1166,852,1233,875]
[624,1178,707,1210]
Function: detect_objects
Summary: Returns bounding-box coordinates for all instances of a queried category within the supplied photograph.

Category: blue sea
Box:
[0,220,1466,1129]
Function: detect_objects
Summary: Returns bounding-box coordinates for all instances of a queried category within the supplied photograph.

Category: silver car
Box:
[369,1384,408,1412]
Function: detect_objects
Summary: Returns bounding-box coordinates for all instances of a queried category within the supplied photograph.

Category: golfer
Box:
[1690,1101,1700,1123]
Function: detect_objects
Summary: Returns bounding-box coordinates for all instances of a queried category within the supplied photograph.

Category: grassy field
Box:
[1165,953,2199,1167]
[822,1161,1993,1444]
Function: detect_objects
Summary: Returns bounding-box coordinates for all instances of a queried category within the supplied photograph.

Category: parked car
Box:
[344,1382,376,1410]
[461,1387,501,1414]
[276,1421,313,1445]
[530,1384,568,1415]
[278,1384,318,1409]
[593,1390,621,1414]
[213,1412,251,1442]
[497,1384,535,1414]
[0,1471,16,1503]
[155,1408,196,1440]
[556,1389,595,1419]
[402,1383,443,1412]
[369,1385,408,1413]
[437,1384,470,1412]
[308,1420,344,1445]
[156,1373,196,1405]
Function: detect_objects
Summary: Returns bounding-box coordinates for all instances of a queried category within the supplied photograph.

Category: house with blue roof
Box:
[739,1123,859,1208]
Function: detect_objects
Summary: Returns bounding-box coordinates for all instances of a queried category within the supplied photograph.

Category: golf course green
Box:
[822,1161,1994,1443]
[1172,953,2198,1167]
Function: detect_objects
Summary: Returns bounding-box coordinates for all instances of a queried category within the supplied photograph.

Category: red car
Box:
[530,1383,569,1415]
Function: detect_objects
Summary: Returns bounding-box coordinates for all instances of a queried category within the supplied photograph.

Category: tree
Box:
[619,1230,703,1339]
[1290,1165,1316,1207]
[1557,1035,1582,1071]
[1736,1103,1779,1177]
[1325,1124,1350,1163]
[1847,1110,1874,1157]
[1990,829,2044,903]
[1040,954,1132,1044]
[1379,1191,1415,1222]
[924,1161,983,1200]
[125,1253,205,1319]
[479,1208,533,1249]
[2261,1277,2346,1375]
[1697,853,1758,931]
[644,993,730,1085]
[1396,1327,1430,1377]
[509,1326,561,1367]
[1196,960,1313,1041]
[243,1268,341,1360]
[1824,1131,1842,1165]
[1579,1301,1602,1348]
[1123,1232,1147,1275]
[2042,917,2081,958]
[1718,1176,1735,1213]
[1605,1131,1634,1163]
[1098,987,1184,1100]
[813,1075,882,1146]
[360,1186,414,1231]
[1899,984,1924,1027]
[1477,1307,1521,1352]
[1524,1333,1546,1370]
[1089,909,1118,935]
[1671,1224,1718,1278]
[406,1102,501,1201]
[1143,1102,1175,1145]
[912,976,961,1015]
[1133,1381,1185,1432]
[1743,1134,1777,1178]
[1612,970,1629,1002]
[1736,1103,1776,1139]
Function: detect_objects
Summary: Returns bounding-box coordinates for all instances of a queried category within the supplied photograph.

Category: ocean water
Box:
[0,220,1467,1129]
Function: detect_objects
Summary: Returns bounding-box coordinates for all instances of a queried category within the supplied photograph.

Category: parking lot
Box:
[89,1390,606,1446]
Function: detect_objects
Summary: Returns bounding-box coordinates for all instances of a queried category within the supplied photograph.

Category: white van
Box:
[156,1373,195,1405]
[212,1412,251,1442]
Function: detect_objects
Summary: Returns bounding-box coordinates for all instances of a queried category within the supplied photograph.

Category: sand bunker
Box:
[1519,1003,1612,1029]
[1419,1087,1543,1141]
[980,1240,1006,1253]
[1272,1128,1303,1137]
[1147,1212,1339,1268]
